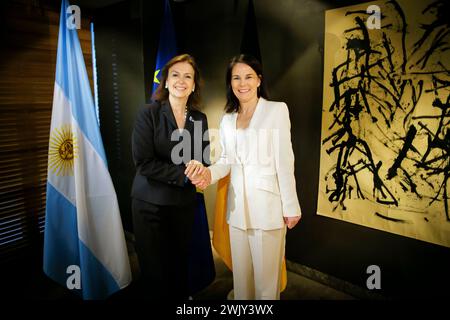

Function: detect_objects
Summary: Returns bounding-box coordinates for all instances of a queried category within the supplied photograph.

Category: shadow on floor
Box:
[1,238,355,300]
[192,246,355,300]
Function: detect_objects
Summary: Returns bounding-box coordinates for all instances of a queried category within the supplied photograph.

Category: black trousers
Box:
[132,198,196,300]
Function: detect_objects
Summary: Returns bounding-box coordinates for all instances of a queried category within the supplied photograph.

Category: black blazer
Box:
[131,100,210,206]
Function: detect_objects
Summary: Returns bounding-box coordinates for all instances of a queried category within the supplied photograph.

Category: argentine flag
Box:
[43,0,131,299]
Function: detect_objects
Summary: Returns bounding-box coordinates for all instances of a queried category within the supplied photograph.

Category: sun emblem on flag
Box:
[48,125,78,176]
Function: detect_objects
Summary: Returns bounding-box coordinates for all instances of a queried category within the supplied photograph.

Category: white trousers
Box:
[229,225,286,300]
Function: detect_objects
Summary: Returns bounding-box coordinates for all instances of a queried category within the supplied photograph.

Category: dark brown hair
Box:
[152,54,202,110]
[225,54,269,113]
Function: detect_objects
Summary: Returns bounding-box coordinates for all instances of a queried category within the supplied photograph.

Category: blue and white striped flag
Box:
[43,0,131,300]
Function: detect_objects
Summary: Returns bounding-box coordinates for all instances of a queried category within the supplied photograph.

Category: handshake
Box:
[184,160,211,190]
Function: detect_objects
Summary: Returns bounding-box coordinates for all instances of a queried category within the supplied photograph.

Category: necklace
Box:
[176,106,187,130]
[172,106,187,119]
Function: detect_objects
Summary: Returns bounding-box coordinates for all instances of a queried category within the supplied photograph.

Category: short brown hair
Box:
[152,54,202,110]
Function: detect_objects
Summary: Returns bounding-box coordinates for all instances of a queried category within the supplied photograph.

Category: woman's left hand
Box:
[284,216,301,229]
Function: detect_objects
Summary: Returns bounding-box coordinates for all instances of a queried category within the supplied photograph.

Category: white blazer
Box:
[210,98,301,230]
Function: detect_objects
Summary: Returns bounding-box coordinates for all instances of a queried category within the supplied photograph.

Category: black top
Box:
[131,100,210,206]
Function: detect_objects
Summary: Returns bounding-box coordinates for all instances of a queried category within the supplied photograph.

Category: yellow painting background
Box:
[318,0,450,247]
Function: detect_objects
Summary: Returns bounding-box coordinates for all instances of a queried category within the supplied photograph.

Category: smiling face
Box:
[230,62,261,105]
[166,61,195,100]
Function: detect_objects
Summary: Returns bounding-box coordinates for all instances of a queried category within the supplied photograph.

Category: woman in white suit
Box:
[186,54,301,300]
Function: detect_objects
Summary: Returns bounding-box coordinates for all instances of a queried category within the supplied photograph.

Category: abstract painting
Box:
[318,0,450,247]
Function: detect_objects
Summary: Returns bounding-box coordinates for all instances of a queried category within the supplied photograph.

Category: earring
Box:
[165,83,168,89]
[192,88,195,92]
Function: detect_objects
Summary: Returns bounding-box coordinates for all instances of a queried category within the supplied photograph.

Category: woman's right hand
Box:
[185,161,211,190]
[193,167,211,190]
[185,160,203,179]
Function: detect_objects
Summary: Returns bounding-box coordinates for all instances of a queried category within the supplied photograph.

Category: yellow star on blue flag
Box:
[153,69,160,85]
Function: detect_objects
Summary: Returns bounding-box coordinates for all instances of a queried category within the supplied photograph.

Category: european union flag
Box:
[152,0,177,93]
[43,0,131,299]
[189,191,216,296]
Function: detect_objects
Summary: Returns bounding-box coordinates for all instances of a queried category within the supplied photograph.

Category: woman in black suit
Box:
[131,54,209,299]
